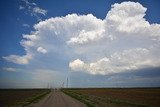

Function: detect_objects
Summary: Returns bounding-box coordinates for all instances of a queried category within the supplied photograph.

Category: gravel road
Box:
[32,90,86,107]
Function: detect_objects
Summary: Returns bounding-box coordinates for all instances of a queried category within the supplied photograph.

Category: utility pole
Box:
[67,77,68,88]
[47,83,49,89]
[62,82,64,88]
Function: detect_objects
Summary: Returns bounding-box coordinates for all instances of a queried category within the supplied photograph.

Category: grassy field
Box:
[0,89,50,106]
[62,88,160,107]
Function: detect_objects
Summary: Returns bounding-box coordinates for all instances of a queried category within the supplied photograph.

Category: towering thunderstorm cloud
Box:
[3,1,160,75]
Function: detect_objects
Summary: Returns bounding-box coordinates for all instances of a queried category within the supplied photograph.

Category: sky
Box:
[0,0,160,88]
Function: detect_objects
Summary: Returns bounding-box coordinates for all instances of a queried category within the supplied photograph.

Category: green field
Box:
[0,89,50,106]
[62,88,160,107]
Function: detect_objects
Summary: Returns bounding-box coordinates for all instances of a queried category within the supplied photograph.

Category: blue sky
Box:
[0,0,160,88]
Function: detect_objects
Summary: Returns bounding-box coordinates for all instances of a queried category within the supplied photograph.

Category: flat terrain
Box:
[1,88,160,107]
[63,88,160,107]
[33,90,86,107]
[0,89,50,106]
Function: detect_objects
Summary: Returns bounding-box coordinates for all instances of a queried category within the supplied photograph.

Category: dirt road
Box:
[32,90,86,107]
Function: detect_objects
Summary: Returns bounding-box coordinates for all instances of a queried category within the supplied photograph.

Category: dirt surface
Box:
[70,88,160,107]
[0,89,49,106]
[32,90,86,107]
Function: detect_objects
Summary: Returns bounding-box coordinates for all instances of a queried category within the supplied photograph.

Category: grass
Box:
[19,90,51,106]
[62,89,94,107]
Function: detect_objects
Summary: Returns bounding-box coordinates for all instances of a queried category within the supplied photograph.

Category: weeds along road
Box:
[32,90,86,107]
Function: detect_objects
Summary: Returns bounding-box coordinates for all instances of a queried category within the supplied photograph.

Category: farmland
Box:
[62,88,160,107]
[1,88,160,107]
[0,89,50,106]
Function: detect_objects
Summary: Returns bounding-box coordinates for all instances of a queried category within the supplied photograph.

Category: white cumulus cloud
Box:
[106,1,149,33]
[70,48,160,75]
[3,1,160,75]
[37,47,47,54]
[69,59,86,71]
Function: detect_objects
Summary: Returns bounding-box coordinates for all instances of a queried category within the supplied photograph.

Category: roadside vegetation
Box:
[62,89,95,107]
[62,88,160,107]
[0,89,51,107]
